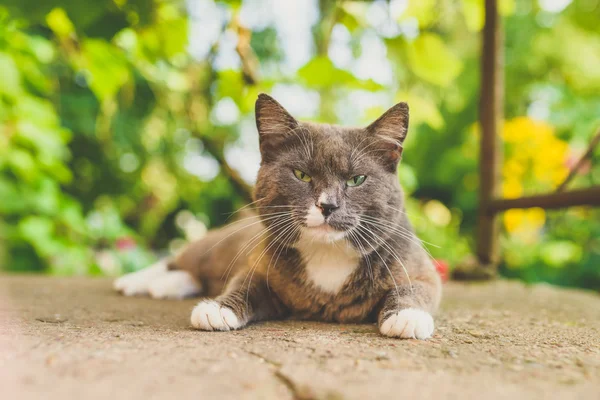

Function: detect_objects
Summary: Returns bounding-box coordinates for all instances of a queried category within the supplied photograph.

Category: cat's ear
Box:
[255,93,298,161]
[365,102,409,171]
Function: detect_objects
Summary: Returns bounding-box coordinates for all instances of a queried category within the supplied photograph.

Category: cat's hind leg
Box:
[113,259,202,299]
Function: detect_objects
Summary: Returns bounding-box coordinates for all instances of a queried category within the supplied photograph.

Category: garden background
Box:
[1,0,599,289]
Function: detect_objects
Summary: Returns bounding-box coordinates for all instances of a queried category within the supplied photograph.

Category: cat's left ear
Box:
[255,93,299,162]
[365,102,409,171]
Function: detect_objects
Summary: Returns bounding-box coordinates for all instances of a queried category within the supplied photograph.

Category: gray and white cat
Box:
[114,94,442,339]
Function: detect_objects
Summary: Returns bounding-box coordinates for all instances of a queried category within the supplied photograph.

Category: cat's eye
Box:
[347,175,366,187]
[294,169,312,182]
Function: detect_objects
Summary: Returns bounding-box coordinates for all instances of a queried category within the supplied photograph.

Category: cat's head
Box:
[253,93,409,247]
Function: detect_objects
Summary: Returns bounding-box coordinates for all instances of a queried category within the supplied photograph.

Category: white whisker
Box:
[242,219,300,306]
[352,225,402,300]
[266,222,300,292]
[221,215,294,282]
[360,216,439,263]
[358,223,413,292]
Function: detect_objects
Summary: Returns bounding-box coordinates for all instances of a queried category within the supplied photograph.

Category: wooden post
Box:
[489,186,600,211]
[476,0,503,269]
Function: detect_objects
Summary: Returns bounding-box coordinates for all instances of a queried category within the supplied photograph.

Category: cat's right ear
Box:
[255,93,298,161]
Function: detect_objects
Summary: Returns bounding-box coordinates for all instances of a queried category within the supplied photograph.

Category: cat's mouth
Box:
[302,222,347,243]
[306,223,336,233]
[302,205,353,243]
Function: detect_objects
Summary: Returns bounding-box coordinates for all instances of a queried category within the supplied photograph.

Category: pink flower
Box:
[115,237,136,251]
[434,259,450,283]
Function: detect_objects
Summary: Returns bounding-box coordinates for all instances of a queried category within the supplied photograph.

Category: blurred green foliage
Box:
[0,0,599,288]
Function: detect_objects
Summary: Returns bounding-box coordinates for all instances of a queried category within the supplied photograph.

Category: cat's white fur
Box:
[113,260,201,299]
[299,201,361,294]
[379,308,434,339]
[296,223,360,294]
[305,203,326,228]
[191,300,241,331]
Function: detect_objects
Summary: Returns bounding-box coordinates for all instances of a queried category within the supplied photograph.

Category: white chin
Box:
[302,226,346,243]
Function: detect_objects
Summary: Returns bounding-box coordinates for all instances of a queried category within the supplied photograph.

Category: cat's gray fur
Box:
[116,93,442,339]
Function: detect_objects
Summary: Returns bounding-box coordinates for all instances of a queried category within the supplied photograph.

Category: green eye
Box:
[347,175,366,187]
[294,169,312,182]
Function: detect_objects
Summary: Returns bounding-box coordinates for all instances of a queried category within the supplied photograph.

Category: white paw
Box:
[380,308,434,340]
[190,300,241,331]
[113,260,168,296]
[147,271,201,300]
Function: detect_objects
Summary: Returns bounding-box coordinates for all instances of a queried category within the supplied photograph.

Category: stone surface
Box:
[1,275,599,399]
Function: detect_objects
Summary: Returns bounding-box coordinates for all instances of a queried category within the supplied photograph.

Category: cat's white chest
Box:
[296,235,360,294]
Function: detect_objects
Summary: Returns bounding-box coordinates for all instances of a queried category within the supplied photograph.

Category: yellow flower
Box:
[503,178,523,199]
[524,207,546,229]
[503,207,546,240]
[504,209,525,233]
[552,169,568,186]
[502,117,569,194]
[502,117,531,143]
[503,159,525,179]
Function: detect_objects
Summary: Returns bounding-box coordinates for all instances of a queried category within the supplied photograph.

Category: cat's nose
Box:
[317,202,339,217]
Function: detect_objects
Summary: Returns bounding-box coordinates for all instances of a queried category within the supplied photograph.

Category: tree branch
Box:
[556,127,600,192]
[232,15,260,85]
[201,135,254,203]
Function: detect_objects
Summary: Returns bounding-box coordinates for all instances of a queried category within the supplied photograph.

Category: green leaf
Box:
[81,39,130,101]
[26,35,56,64]
[30,178,61,215]
[137,5,188,60]
[0,52,22,97]
[15,96,61,128]
[84,11,129,39]
[499,0,516,16]
[59,92,100,136]
[400,0,437,28]
[461,0,484,32]
[462,0,515,32]
[339,3,366,32]
[406,33,463,87]
[59,0,108,29]
[0,178,25,214]
[540,241,582,268]
[15,121,70,161]
[39,156,73,183]
[156,17,188,59]
[18,216,59,256]
[216,70,245,101]
[14,55,53,94]
[7,149,37,181]
[298,56,383,91]
[58,200,86,230]
[298,56,347,88]
[45,7,75,38]
[1,0,54,24]
[398,164,418,194]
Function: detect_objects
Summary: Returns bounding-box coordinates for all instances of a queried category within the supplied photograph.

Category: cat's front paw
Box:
[191,300,243,331]
[379,308,434,340]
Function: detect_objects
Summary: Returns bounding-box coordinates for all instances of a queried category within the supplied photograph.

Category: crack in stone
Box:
[244,350,317,400]
[274,369,310,400]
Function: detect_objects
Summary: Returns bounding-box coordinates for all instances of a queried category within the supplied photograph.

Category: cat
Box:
[114,93,442,339]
